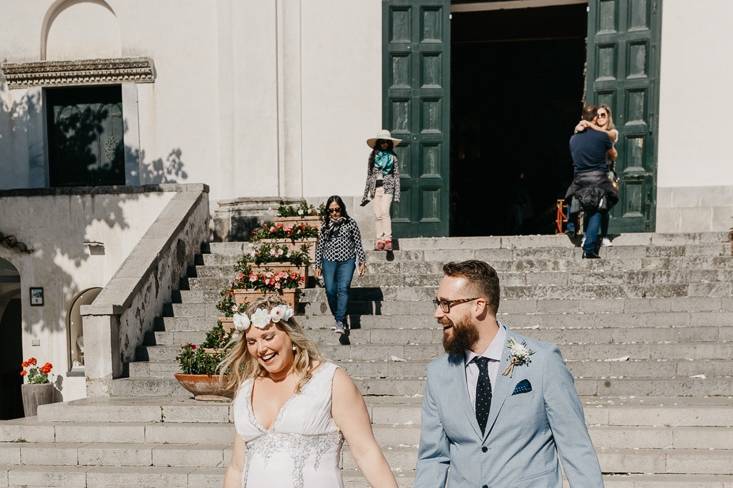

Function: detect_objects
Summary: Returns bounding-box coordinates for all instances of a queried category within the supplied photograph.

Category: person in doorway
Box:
[415,260,603,488]
[361,129,401,251]
[565,104,618,258]
[221,296,399,488]
[314,196,366,335]
[574,103,619,247]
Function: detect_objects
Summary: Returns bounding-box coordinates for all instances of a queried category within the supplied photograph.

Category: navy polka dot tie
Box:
[473,356,492,434]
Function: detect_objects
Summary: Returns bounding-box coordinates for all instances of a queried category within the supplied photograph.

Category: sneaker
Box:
[384,239,393,251]
[601,237,612,247]
[332,321,346,335]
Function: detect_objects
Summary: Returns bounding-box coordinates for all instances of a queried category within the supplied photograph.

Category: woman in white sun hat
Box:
[361,129,401,251]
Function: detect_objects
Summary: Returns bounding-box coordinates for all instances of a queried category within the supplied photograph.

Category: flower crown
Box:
[232,304,295,333]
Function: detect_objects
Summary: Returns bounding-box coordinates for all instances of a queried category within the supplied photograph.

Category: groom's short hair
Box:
[443,260,500,315]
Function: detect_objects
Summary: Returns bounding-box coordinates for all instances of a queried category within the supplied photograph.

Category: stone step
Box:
[192,265,733,288]
[150,325,733,348]
[201,251,733,272]
[2,463,733,488]
[129,357,733,382]
[32,396,733,427]
[157,310,733,333]
[112,371,733,398]
[140,340,733,363]
[0,442,232,468]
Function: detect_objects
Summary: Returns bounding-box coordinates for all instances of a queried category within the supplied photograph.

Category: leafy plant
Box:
[176,322,234,375]
[216,287,248,317]
[20,357,53,384]
[276,200,320,218]
[250,222,319,242]
[232,270,304,292]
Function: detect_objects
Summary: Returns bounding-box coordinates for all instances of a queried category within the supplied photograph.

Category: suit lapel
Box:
[450,354,483,440]
[483,328,514,441]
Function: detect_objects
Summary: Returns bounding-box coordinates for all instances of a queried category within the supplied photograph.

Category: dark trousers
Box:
[321,258,356,324]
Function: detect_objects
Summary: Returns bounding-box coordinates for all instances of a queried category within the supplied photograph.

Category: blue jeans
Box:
[583,211,603,254]
[321,258,356,324]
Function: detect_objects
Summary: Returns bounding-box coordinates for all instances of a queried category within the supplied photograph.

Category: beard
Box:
[440,316,479,356]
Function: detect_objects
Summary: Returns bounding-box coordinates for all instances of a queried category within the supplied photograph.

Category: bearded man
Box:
[414,260,603,488]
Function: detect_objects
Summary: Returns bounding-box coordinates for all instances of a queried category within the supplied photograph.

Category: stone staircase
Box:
[2,232,733,487]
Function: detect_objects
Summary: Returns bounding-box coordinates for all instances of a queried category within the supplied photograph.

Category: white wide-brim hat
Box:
[367,129,402,149]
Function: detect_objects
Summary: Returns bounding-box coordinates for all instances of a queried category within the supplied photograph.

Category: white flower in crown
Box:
[270,304,295,323]
[232,313,250,332]
[251,308,272,329]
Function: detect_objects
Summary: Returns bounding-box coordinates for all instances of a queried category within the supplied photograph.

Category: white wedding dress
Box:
[232,362,344,488]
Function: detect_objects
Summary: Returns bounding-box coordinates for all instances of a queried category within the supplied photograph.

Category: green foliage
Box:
[276,200,319,217]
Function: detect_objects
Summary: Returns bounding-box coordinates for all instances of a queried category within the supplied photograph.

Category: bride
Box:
[221,296,398,488]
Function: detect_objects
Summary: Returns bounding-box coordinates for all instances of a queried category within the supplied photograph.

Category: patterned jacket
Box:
[361,158,401,205]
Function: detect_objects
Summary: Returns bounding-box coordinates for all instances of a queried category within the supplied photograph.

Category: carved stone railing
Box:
[80,184,209,396]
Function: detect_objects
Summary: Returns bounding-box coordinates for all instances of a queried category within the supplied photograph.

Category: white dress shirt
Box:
[465,325,506,412]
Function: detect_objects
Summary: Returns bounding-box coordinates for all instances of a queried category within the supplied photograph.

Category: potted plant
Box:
[231,270,303,308]
[236,243,311,277]
[20,357,57,417]
[250,222,319,260]
[274,200,324,229]
[174,322,235,401]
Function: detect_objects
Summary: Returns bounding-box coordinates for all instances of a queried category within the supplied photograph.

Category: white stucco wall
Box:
[0,0,382,204]
[656,0,733,231]
[0,189,174,401]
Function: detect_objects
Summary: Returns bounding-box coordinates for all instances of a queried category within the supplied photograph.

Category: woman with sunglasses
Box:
[574,104,619,247]
[361,129,402,251]
[314,196,366,335]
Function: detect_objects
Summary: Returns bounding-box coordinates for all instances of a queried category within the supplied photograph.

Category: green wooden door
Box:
[383,0,451,238]
[585,0,662,232]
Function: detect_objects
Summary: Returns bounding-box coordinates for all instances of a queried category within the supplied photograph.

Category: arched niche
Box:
[42,0,121,61]
[66,287,102,372]
[0,258,23,420]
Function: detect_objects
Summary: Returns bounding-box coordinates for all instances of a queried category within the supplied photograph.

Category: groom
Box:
[415,260,603,487]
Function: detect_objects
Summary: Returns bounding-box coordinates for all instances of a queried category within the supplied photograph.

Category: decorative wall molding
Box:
[0,57,155,89]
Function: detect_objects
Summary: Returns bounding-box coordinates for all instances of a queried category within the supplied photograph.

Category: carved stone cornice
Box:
[0,57,156,89]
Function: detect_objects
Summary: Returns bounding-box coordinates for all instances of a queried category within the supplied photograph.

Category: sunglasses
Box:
[328,207,342,213]
[597,113,608,118]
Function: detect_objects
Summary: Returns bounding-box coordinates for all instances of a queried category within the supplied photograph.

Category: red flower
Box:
[28,357,37,366]
[40,363,52,375]
[20,370,27,377]
[190,344,197,350]
[21,361,28,368]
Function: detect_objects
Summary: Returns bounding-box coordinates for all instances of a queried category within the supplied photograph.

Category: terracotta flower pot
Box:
[174,373,233,401]
[233,288,298,308]
[21,383,57,417]
[219,317,234,333]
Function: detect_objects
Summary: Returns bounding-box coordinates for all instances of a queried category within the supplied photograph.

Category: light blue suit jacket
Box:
[415,326,604,488]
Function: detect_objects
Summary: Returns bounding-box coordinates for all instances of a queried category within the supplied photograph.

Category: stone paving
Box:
[1,232,732,487]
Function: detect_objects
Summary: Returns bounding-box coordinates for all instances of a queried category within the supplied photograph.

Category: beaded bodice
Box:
[233,362,344,488]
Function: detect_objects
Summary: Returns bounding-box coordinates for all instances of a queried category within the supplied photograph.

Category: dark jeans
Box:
[583,210,603,254]
[600,211,610,238]
[321,258,356,324]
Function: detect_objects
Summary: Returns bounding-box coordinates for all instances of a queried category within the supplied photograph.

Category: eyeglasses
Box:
[328,207,341,213]
[432,297,479,313]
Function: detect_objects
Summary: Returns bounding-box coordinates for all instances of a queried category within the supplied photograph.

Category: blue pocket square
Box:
[512,379,532,395]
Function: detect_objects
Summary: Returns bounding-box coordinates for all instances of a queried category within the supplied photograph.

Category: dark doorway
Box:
[450,4,587,236]
[0,296,23,420]
[46,85,125,187]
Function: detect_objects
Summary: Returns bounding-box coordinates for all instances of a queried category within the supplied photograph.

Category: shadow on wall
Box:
[0,84,44,189]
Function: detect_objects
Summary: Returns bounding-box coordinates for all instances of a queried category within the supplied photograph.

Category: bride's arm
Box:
[332,368,399,488]
[223,433,246,488]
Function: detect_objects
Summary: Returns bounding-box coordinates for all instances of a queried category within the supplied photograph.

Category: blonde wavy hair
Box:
[219,295,323,393]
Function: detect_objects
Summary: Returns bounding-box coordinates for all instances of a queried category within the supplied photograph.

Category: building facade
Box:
[0,0,731,408]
